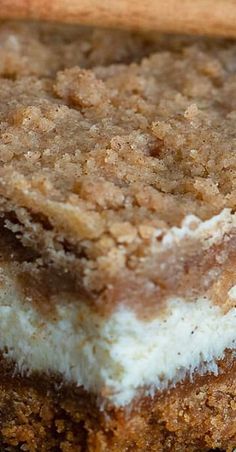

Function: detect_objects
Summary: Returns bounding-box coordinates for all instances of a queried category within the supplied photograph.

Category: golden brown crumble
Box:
[0,21,235,309]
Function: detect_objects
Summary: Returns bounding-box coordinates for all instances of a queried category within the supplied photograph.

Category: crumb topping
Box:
[0,21,235,308]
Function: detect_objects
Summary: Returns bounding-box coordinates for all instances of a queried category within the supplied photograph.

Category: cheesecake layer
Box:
[0,247,235,407]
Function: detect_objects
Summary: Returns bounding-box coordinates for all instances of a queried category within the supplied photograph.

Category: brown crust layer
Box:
[0,352,235,451]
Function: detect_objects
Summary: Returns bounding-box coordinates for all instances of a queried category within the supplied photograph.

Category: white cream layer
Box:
[0,263,236,406]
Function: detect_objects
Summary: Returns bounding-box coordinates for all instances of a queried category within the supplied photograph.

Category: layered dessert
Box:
[0,20,235,451]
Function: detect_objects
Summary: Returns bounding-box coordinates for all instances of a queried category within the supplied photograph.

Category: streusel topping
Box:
[0,21,235,310]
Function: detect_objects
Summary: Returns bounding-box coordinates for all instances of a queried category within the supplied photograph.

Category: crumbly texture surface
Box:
[0,21,235,312]
[0,353,235,451]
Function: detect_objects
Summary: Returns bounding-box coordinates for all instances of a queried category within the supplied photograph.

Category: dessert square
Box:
[0,20,235,451]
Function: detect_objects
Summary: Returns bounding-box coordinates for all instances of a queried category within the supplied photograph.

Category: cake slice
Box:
[0,20,235,451]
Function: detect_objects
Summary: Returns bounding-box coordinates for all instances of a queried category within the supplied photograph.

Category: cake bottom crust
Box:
[0,353,235,451]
